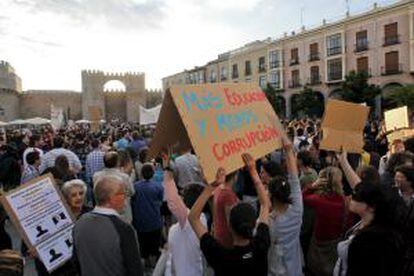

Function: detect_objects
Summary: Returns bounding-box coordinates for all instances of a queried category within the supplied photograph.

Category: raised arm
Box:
[242,153,269,225]
[164,170,188,228]
[336,149,361,190]
[282,133,298,176]
[189,168,224,239]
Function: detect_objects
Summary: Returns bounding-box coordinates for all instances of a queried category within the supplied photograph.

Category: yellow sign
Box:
[149,83,282,183]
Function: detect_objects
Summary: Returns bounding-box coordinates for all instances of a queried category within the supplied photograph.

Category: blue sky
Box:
[0,0,399,91]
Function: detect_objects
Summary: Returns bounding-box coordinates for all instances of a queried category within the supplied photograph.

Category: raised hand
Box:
[212,167,226,187]
[242,153,256,172]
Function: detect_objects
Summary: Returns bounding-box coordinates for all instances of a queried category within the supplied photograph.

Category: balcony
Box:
[290,58,299,66]
[269,61,281,69]
[309,53,320,62]
[220,75,227,81]
[288,80,302,89]
[245,70,252,76]
[327,72,343,82]
[381,64,403,76]
[258,65,266,73]
[269,82,281,89]
[307,76,322,86]
[327,46,342,56]
[383,35,400,47]
[232,73,239,79]
[354,41,369,52]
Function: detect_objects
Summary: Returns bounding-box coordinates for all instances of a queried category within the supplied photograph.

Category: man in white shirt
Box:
[39,136,81,173]
[22,134,44,168]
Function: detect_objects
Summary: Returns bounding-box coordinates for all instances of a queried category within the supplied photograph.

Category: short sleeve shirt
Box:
[200,223,270,276]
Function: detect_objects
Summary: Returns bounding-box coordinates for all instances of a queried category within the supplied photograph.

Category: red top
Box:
[213,186,239,248]
[303,189,352,242]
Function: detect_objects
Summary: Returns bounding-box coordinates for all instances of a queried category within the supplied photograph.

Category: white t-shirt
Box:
[22,147,44,168]
[166,214,207,276]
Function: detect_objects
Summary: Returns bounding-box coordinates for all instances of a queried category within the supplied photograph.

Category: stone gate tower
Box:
[81,70,146,122]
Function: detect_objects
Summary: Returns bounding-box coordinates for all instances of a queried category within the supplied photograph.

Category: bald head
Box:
[93,175,125,206]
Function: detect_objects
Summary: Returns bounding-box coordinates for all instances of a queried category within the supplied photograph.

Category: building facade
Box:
[163,0,414,118]
[0,61,161,122]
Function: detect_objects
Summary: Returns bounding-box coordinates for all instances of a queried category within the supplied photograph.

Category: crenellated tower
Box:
[81,69,146,122]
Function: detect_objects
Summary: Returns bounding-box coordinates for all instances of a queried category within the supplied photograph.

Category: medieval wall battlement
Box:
[82,70,144,78]
[23,90,80,95]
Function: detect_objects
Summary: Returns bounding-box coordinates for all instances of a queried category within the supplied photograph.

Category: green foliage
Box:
[387,85,414,109]
[263,83,284,116]
[292,87,324,118]
[339,71,381,106]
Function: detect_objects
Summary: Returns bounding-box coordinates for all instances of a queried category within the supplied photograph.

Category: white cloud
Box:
[0,0,400,91]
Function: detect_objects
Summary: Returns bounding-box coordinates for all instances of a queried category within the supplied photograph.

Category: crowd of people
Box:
[0,116,413,276]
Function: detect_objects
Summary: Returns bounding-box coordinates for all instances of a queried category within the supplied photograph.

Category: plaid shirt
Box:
[85,149,105,181]
[39,148,82,173]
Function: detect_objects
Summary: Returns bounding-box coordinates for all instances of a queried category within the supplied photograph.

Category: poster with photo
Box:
[0,174,75,272]
[36,225,74,272]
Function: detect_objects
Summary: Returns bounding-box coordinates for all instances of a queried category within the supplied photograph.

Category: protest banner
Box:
[0,174,75,272]
[50,104,64,130]
[149,83,282,183]
[320,99,370,153]
[384,106,414,141]
[385,106,409,132]
[88,106,102,132]
[139,105,161,125]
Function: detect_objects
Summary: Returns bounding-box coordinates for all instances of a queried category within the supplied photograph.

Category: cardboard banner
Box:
[384,106,414,142]
[0,175,75,272]
[139,105,161,125]
[385,106,409,132]
[320,100,370,153]
[88,106,102,132]
[149,83,282,183]
[88,106,102,122]
[50,104,64,130]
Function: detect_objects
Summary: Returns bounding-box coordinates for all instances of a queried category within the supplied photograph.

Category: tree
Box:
[146,90,164,108]
[292,87,324,118]
[263,83,285,117]
[339,70,381,106]
[386,84,414,109]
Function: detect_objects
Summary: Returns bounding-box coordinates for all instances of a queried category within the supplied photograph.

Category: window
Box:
[245,60,252,76]
[232,64,239,79]
[258,56,266,72]
[290,48,299,65]
[384,22,399,46]
[0,106,4,116]
[220,66,227,81]
[327,58,343,81]
[269,71,280,88]
[355,30,368,52]
[259,75,267,88]
[357,57,369,74]
[309,43,319,61]
[382,51,401,75]
[310,66,320,85]
[327,34,342,56]
[269,50,280,69]
[198,72,204,83]
[289,70,301,88]
[210,69,217,83]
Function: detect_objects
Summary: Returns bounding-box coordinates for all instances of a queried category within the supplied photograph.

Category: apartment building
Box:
[162,0,414,117]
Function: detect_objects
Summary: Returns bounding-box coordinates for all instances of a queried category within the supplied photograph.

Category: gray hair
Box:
[61,179,87,200]
[93,175,124,206]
